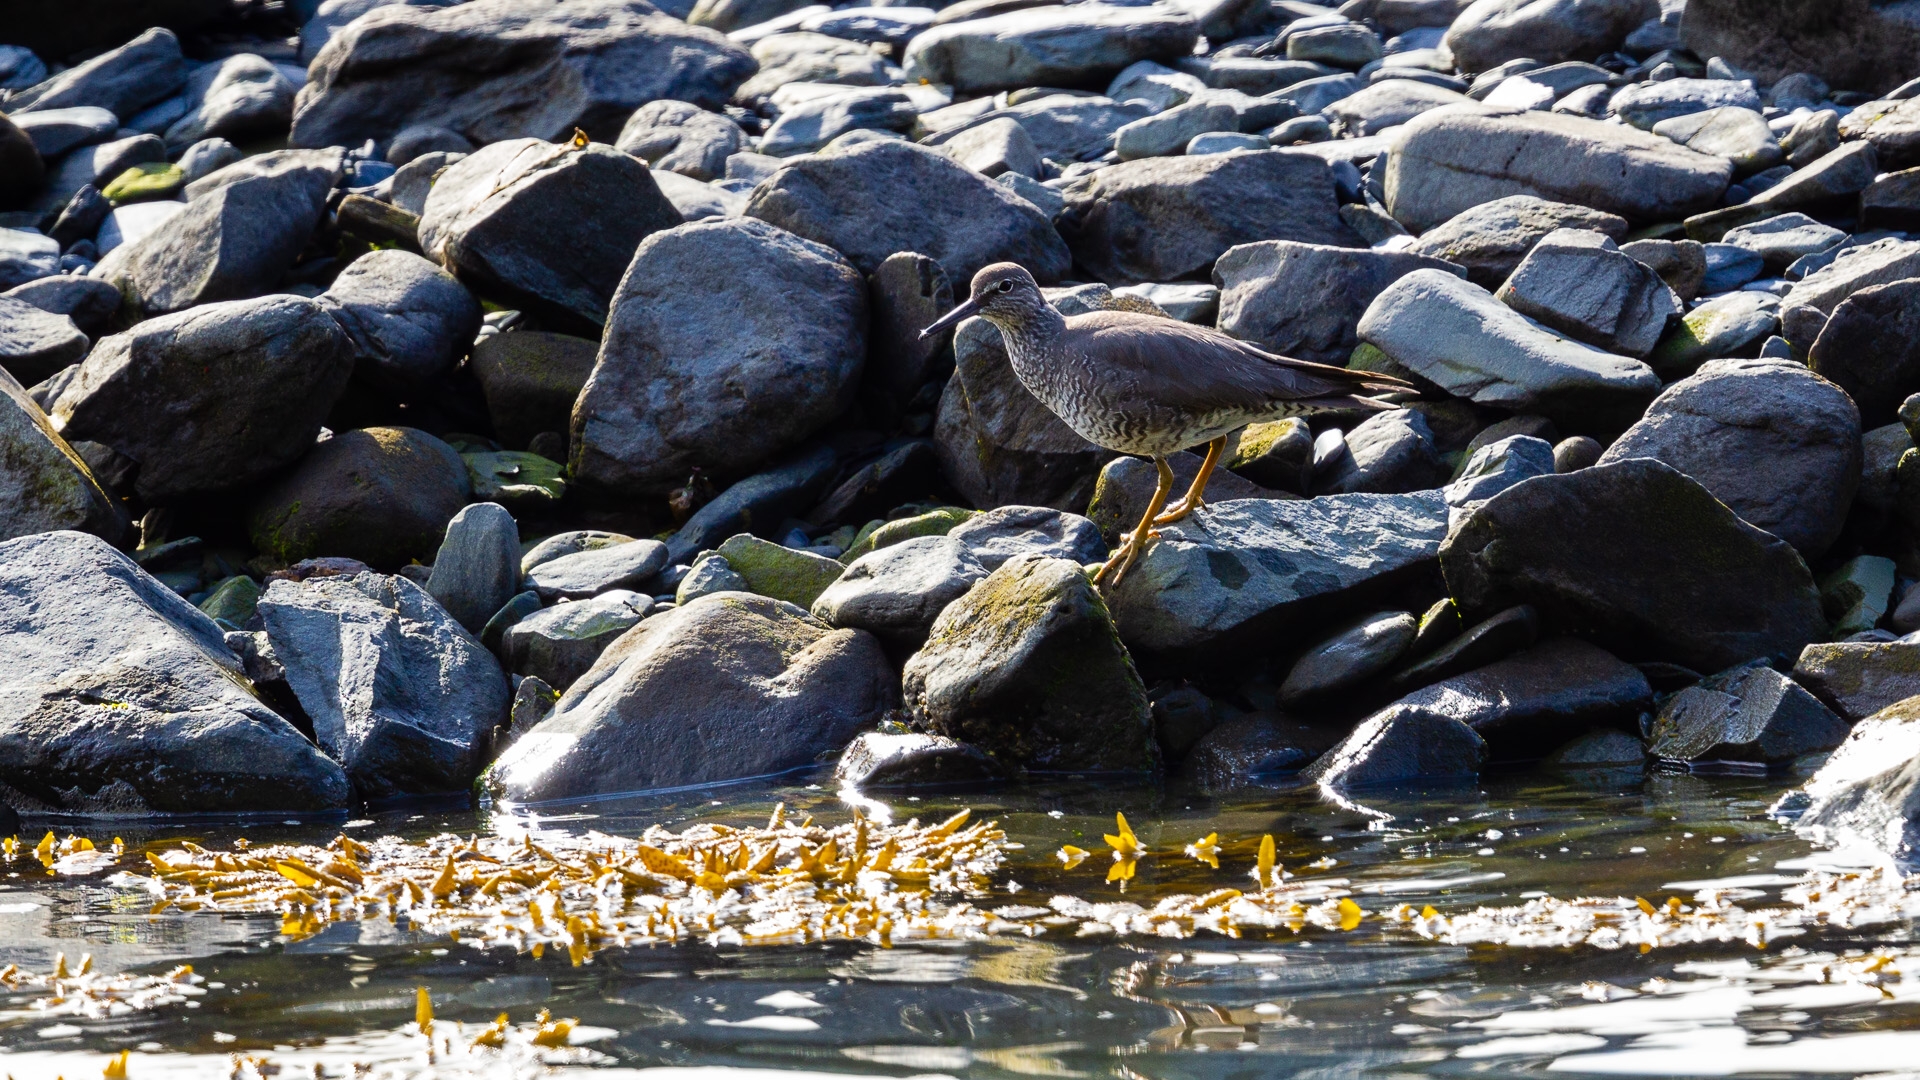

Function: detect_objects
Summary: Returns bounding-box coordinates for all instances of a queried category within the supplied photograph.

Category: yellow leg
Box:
[1154,436,1226,526]
[1095,456,1175,590]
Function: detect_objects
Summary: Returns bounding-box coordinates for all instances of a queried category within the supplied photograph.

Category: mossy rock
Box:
[246,426,472,569]
[102,162,185,204]
[716,533,845,608]
[198,574,261,629]
[840,507,975,564]
[465,450,566,509]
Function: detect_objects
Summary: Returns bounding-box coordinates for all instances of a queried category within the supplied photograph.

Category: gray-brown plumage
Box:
[922,262,1411,586]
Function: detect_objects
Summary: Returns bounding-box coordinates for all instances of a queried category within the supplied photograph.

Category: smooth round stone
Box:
[1279,610,1418,706]
[1187,131,1269,155]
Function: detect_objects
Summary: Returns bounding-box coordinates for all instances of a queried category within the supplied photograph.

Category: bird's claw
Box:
[1093,530,1159,591]
[1152,497,1203,526]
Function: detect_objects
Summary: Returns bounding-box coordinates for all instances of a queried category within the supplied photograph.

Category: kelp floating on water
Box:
[0,955,205,1020]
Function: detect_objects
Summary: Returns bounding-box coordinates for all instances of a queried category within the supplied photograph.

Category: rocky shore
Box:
[3,0,1920,862]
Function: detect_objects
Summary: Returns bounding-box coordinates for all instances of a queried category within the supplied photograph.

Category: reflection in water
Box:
[0,769,1915,1079]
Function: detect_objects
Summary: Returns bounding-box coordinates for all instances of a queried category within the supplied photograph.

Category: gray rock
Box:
[292,0,756,148]
[0,531,350,813]
[665,444,840,563]
[1279,610,1417,706]
[572,218,863,500]
[1699,241,1764,293]
[1542,727,1645,768]
[1650,106,1781,173]
[676,553,750,603]
[6,27,187,120]
[1189,131,1269,154]
[502,589,652,688]
[1494,227,1677,357]
[1272,72,1363,115]
[902,4,1199,96]
[1180,715,1336,787]
[385,124,473,166]
[1788,694,1920,865]
[1808,279,1920,428]
[4,275,121,338]
[1357,268,1661,428]
[1384,105,1732,233]
[1086,448,1287,543]
[1302,705,1486,794]
[0,295,87,387]
[1598,357,1860,557]
[418,138,681,334]
[469,331,597,450]
[687,0,812,33]
[300,0,462,64]
[1721,212,1846,272]
[318,249,481,390]
[1442,0,1657,74]
[1783,238,1920,326]
[947,504,1106,570]
[0,46,48,92]
[12,106,118,158]
[811,535,986,648]
[0,369,126,546]
[1610,77,1761,129]
[760,88,919,157]
[1792,641,1920,724]
[1113,98,1239,160]
[1441,457,1825,671]
[1838,96,1920,171]
[930,95,1152,166]
[862,251,953,422]
[162,53,296,150]
[1058,149,1357,286]
[1389,636,1653,758]
[0,230,60,292]
[745,138,1070,283]
[944,116,1043,179]
[247,426,471,569]
[1108,490,1447,659]
[1650,662,1847,765]
[735,32,890,101]
[615,100,744,182]
[1318,408,1445,494]
[1107,58,1206,112]
[525,538,669,601]
[1289,21,1383,66]
[520,530,632,576]
[1406,194,1627,288]
[1212,239,1465,364]
[1646,290,1779,380]
[50,295,355,504]
[425,502,521,633]
[487,591,895,800]
[1326,79,1472,136]
[30,133,168,216]
[259,572,507,798]
[1780,109,1840,169]
[1620,236,1707,302]
[1444,433,1556,527]
[649,168,745,221]
[1752,140,1879,211]
[386,150,464,216]
[904,554,1155,771]
[834,731,1004,788]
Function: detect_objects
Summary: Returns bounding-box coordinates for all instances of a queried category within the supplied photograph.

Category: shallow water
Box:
[4,766,1919,1079]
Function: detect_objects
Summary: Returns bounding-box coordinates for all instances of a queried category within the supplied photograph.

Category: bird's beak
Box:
[919,296,982,341]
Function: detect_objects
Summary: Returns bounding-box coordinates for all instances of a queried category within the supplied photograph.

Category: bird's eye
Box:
[997,280,1014,292]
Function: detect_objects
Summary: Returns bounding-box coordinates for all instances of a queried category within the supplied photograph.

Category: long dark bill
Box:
[919,296,983,340]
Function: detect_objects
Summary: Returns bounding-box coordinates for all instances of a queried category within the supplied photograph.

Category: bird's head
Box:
[919,263,1048,340]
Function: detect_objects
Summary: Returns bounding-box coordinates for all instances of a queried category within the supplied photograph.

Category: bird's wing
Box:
[1067,311,1410,414]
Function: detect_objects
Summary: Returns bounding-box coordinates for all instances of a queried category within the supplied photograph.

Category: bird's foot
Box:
[1093,529,1159,590]
[1153,497,1204,526]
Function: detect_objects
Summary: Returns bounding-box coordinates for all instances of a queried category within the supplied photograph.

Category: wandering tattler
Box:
[923,263,1410,586]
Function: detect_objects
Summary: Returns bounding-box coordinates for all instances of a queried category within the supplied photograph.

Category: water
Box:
[4,766,1919,1079]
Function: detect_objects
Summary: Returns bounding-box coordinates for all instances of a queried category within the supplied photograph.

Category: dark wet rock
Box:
[50,295,355,504]
[1383,105,1731,233]
[807,441,941,529]
[834,731,1005,788]
[571,218,864,499]
[1443,0,1656,74]
[1597,357,1861,558]
[502,589,652,689]
[1358,269,1660,429]
[1303,705,1486,793]
[0,296,87,388]
[1279,610,1417,707]
[4,276,122,338]
[1386,636,1652,762]
[525,539,669,602]
[0,369,126,546]
[1181,716,1333,787]
[1542,726,1645,768]
[319,250,481,391]
[424,502,521,634]
[1646,291,1779,381]
[1388,603,1540,692]
[1442,458,1825,672]
[7,27,187,119]
[1650,662,1847,766]
[616,100,745,182]
[1680,0,1920,95]
[1212,240,1464,364]
[488,591,895,800]
[1057,150,1357,286]
[1406,195,1628,289]
[418,138,680,334]
[904,555,1154,772]
[902,4,1198,96]
[1109,491,1447,660]
[0,531,349,814]
[1317,408,1445,495]
[1620,237,1707,302]
[1149,682,1219,760]
[247,427,471,570]
[862,251,953,424]
[1086,450,1286,544]
[665,445,840,564]
[1788,695,1920,864]
[482,590,545,653]
[811,536,986,650]
[292,0,755,148]
[746,138,1070,284]
[469,331,597,451]
[1807,279,1920,429]
[1495,228,1676,358]
[1793,641,1920,724]
[259,571,507,798]
[947,504,1106,571]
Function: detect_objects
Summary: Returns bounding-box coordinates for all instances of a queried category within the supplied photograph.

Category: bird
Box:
[922,262,1412,588]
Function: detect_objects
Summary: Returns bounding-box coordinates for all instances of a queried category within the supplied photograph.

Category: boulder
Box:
[1180,716,1335,787]
[524,538,669,601]
[1808,279,1920,428]
[1108,490,1448,659]
[944,116,1043,178]
[760,88,919,157]
[862,251,954,422]
[162,53,296,150]
[1113,98,1240,160]
[49,295,356,504]
[1721,213,1846,273]
[0,295,88,388]
[1279,610,1417,707]
[0,531,350,814]
[292,0,756,148]
[901,4,1199,95]
[665,444,840,563]
[1783,239,1920,328]
[1651,106,1782,173]
[736,33,890,102]
[259,572,508,798]
[571,218,864,499]
[1494,228,1677,358]
[1383,105,1733,233]
[11,107,115,160]
[1302,705,1486,794]
[1650,662,1847,766]
[488,591,894,799]
[1326,80,1473,136]
[1753,140,1880,212]
[1443,0,1658,74]
[930,95,1152,166]
[1056,150,1358,286]
[1213,241,1465,364]
[744,138,1070,283]
[1441,458,1825,671]
[1597,358,1861,558]
[501,589,652,688]
[615,100,745,181]
[811,534,986,649]
[1679,0,1920,96]
[4,276,122,338]
[1389,636,1652,759]
[1839,98,1920,172]
[714,533,845,607]
[1356,268,1661,429]
[318,250,481,390]
[424,502,520,633]
[0,369,126,546]
[903,555,1155,771]
[1406,195,1627,288]
[833,731,1004,788]
[1445,433,1556,527]
[30,133,168,216]
[1609,78,1761,130]
[1787,695,1920,864]
[1086,450,1286,543]
[1793,641,1920,724]
[947,504,1106,569]
[470,331,598,449]
[246,427,472,569]
[0,231,61,293]
[5,27,187,119]
[1317,408,1445,495]
[1646,291,1779,380]
[418,138,682,334]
